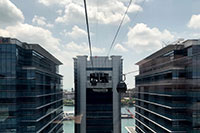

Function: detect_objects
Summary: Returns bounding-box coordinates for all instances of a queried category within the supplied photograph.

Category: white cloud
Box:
[64,25,87,39]
[188,14,200,29]
[38,0,71,6]
[114,43,128,52]
[0,23,105,64]
[32,15,54,28]
[56,9,63,15]
[32,15,46,25]
[65,41,105,55]
[0,0,24,27]
[0,22,105,89]
[191,33,200,38]
[46,24,54,28]
[123,64,139,88]
[126,23,174,53]
[0,0,106,89]
[128,3,143,13]
[55,3,85,24]
[55,41,105,90]
[55,0,144,25]
[0,29,10,36]
[0,23,105,82]
[0,23,60,52]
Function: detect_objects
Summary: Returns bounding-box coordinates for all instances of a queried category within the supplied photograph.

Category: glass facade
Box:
[86,88,113,133]
[0,37,63,133]
[135,40,200,132]
[74,56,122,133]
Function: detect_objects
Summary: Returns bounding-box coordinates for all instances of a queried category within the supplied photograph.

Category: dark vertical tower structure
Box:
[74,56,122,133]
[135,39,200,132]
[0,37,63,133]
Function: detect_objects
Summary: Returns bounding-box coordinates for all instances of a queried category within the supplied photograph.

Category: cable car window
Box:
[90,72,109,85]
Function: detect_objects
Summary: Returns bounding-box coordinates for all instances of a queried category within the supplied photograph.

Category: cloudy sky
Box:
[0,0,200,89]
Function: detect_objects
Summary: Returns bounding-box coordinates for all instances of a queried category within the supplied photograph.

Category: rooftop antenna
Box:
[162,41,168,48]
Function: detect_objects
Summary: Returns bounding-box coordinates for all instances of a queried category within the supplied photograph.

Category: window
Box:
[32,51,44,59]
[188,47,192,56]
[16,48,18,60]
[163,51,174,57]
[90,72,109,85]
[27,126,35,131]
[56,65,59,73]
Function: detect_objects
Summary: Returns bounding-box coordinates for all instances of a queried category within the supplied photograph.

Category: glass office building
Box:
[0,37,63,133]
[74,56,122,133]
[135,39,200,132]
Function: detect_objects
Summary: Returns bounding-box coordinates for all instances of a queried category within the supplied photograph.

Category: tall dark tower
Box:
[0,37,63,133]
[135,39,200,132]
[74,56,122,133]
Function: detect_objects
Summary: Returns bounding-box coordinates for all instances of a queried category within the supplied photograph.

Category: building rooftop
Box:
[0,36,62,65]
[136,39,200,66]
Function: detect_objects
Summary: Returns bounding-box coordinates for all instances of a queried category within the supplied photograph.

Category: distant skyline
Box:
[0,0,200,89]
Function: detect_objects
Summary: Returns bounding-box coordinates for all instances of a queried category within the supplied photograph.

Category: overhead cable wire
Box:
[111,0,146,51]
[124,70,139,75]
[116,0,146,45]
[130,0,146,25]
[107,0,133,56]
[102,0,133,68]
[102,0,146,68]
[83,0,94,67]
[95,0,99,47]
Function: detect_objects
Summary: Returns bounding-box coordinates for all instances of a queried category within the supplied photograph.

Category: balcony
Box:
[36,112,63,133]
[135,98,187,109]
[21,99,62,110]
[135,124,145,133]
[139,56,188,76]
[135,91,186,97]
[136,79,189,87]
[135,104,187,121]
[136,112,187,132]
[18,91,62,97]
[135,116,156,133]
[48,118,63,133]
[21,105,63,122]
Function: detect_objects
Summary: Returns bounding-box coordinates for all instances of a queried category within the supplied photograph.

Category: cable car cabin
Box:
[90,72,109,86]
[117,81,127,93]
